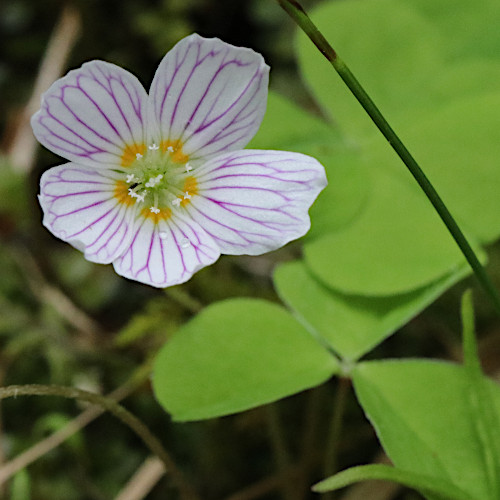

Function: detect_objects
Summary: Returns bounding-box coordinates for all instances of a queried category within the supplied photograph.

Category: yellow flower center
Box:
[114,141,197,220]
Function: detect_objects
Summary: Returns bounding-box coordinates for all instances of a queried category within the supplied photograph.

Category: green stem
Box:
[0,384,200,500]
[322,378,350,500]
[266,404,297,500]
[277,0,500,314]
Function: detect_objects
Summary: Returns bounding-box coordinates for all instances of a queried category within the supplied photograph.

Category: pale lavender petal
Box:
[39,163,137,263]
[149,34,269,161]
[113,211,220,288]
[32,61,149,169]
[185,150,327,255]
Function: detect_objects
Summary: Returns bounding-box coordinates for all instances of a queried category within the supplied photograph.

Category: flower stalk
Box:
[277,0,500,314]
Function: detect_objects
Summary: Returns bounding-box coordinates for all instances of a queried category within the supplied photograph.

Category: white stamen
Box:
[135,192,146,203]
[185,163,193,172]
[180,238,191,248]
[136,153,143,159]
[159,232,168,240]
[183,192,191,200]
[126,174,136,183]
[171,198,182,207]
[149,143,159,151]
[150,207,160,214]
[167,146,174,153]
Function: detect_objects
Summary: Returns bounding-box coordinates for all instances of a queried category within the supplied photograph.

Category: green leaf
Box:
[306,146,369,239]
[431,60,500,106]
[153,299,339,421]
[313,464,470,500]
[274,260,471,361]
[410,0,500,61]
[297,0,500,142]
[358,92,500,246]
[297,0,443,141]
[249,92,370,234]
[400,92,500,244]
[352,360,500,500]
[308,93,498,297]
[461,291,500,497]
[294,0,497,293]
[248,91,339,151]
[304,160,480,295]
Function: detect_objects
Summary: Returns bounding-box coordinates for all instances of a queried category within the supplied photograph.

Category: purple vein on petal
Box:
[186,202,273,245]
[205,184,293,202]
[168,42,207,130]
[205,197,301,227]
[184,55,252,135]
[73,76,124,145]
[44,189,108,202]
[170,215,217,267]
[57,85,119,146]
[39,109,107,158]
[90,64,146,142]
[158,229,169,282]
[190,63,259,135]
[92,67,135,140]
[169,225,189,280]
[64,202,117,238]
[208,198,300,221]
[94,64,143,121]
[158,42,192,128]
[181,64,264,155]
[89,209,131,258]
[119,221,143,277]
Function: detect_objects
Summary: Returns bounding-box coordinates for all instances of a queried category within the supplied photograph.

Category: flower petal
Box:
[149,34,269,161]
[185,150,327,255]
[32,61,148,168]
[39,163,137,263]
[113,212,221,288]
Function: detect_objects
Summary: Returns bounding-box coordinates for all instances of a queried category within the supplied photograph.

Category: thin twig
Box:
[0,384,200,500]
[10,243,103,345]
[6,4,81,172]
[0,363,8,499]
[0,376,138,485]
[114,456,166,500]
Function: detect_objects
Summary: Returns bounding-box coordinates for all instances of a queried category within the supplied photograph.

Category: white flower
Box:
[32,34,327,287]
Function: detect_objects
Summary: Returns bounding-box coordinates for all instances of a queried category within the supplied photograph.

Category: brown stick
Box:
[114,456,166,500]
[7,4,81,172]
